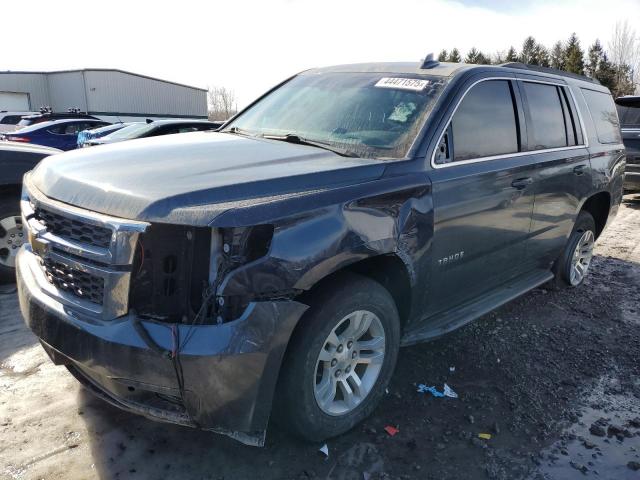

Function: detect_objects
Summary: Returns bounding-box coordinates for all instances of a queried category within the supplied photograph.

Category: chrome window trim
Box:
[430,76,589,170]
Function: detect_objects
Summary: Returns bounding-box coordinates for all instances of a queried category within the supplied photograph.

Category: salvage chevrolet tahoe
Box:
[16,58,625,446]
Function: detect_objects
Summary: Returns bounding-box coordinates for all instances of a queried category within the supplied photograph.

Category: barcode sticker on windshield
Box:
[375,77,430,91]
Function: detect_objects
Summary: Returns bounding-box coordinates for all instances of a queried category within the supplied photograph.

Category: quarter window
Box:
[446,80,519,162]
[582,89,622,144]
[522,82,568,150]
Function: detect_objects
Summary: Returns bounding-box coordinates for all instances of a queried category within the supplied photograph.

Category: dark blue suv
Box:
[2,118,110,150]
[16,59,624,446]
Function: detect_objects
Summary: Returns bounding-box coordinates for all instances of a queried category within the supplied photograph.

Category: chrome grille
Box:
[35,206,112,248]
[22,176,149,320]
[42,258,105,305]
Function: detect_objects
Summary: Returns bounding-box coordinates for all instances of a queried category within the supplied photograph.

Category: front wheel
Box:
[276,273,400,442]
[552,211,596,288]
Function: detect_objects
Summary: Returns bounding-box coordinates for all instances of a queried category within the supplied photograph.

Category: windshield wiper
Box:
[261,133,359,158]
[224,126,255,137]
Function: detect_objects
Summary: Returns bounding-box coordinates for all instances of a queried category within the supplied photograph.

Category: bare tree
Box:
[608,20,640,95]
[208,86,237,121]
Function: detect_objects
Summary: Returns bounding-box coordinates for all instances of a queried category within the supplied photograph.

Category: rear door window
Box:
[522,82,568,150]
[63,123,84,135]
[581,89,622,144]
[445,80,519,162]
[47,124,67,134]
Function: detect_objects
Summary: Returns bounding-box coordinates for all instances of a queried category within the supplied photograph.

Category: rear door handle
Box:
[573,164,587,175]
[511,177,533,190]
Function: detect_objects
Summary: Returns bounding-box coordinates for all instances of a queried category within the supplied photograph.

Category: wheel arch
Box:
[579,191,611,239]
[296,253,413,329]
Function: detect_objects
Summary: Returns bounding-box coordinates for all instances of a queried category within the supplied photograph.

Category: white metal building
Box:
[0,69,207,121]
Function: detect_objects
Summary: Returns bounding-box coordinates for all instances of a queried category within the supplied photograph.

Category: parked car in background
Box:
[77,123,133,148]
[616,96,640,192]
[82,119,222,146]
[0,141,61,281]
[0,111,38,133]
[16,59,624,446]
[16,111,100,129]
[1,118,110,150]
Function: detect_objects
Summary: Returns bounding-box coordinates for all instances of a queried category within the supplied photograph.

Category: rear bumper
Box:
[16,245,307,446]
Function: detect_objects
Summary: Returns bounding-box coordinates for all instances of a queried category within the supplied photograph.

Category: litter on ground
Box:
[384,425,399,436]
[416,383,459,398]
[319,444,329,457]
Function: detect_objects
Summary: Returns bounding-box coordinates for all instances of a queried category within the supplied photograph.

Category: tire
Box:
[275,272,400,442]
[0,194,24,284]
[551,211,596,289]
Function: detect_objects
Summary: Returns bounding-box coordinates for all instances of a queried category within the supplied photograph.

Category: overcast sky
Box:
[2,0,638,107]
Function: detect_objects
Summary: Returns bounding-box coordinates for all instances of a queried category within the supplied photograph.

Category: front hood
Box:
[31,132,387,226]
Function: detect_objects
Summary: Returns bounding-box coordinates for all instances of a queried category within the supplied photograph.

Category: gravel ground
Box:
[1,195,639,480]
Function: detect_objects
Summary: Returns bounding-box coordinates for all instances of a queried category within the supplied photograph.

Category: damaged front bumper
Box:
[16,245,308,446]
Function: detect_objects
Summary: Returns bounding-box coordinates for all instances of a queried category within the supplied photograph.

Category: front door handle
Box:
[573,164,587,175]
[511,177,533,190]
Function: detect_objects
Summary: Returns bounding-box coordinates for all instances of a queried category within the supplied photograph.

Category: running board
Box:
[401,269,553,346]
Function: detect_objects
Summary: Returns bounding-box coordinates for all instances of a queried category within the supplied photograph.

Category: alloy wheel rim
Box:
[313,310,385,416]
[569,230,594,286]
[0,215,24,268]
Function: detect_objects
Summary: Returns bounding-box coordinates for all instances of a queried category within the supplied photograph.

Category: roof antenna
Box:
[420,53,439,69]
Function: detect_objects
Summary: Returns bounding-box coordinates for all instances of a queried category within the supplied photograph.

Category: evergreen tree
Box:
[437,49,448,62]
[550,41,565,70]
[586,40,604,78]
[564,33,585,75]
[465,48,481,64]
[463,48,491,65]
[448,48,462,63]
[476,52,491,65]
[505,46,518,62]
[520,36,538,64]
[596,53,618,93]
[535,45,551,67]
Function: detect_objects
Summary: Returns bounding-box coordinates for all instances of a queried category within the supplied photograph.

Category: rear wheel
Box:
[0,195,24,283]
[551,211,596,288]
[276,273,400,441]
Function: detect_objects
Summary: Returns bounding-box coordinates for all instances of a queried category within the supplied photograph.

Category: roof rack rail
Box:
[500,62,600,84]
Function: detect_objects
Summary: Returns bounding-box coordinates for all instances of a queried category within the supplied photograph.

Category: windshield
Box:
[101,122,152,140]
[224,72,448,159]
